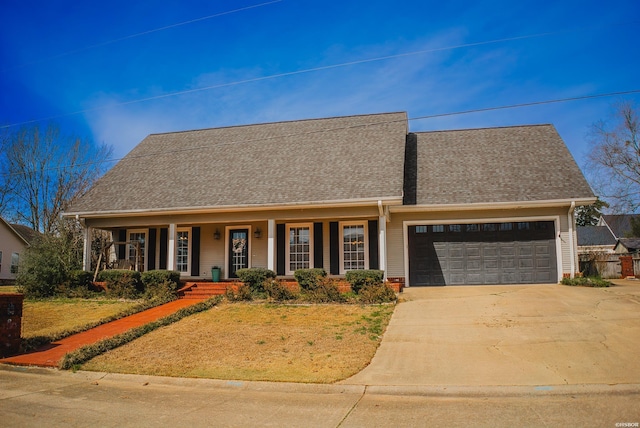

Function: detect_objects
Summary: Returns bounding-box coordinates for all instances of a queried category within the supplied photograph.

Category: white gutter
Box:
[63,196,404,219]
[568,201,576,279]
[390,197,596,213]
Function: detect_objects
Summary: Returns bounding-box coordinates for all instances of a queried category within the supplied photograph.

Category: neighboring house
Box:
[614,238,640,254]
[598,214,639,239]
[64,112,596,286]
[576,226,616,254]
[0,217,32,283]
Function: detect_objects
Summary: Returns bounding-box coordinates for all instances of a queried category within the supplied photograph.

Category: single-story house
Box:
[0,217,34,283]
[64,112,596,286]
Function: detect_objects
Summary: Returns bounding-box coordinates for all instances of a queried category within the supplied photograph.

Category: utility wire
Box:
[1,0,282,73]
[1,89,639,179]
[2,20,638,130]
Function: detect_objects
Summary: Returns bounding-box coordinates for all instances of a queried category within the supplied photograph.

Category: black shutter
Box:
[276,223,285,275]
[191,227,200,276]
[148,229,157,270]
[368,220,379,270]
[117,229,126,260]
[313,222,323,269]
[329,222,339,275]
[159,228,168,269]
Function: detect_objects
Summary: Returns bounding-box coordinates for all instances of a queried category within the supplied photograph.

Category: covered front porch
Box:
[80,203,396,282]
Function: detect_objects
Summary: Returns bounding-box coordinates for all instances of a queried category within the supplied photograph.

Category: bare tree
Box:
[587,102,640,213]
[0,123,112,234]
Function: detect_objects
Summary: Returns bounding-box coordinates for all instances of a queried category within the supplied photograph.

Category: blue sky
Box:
[1,0,638,178]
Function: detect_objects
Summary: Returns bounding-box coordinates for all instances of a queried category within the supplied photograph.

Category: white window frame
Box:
[339,221,369,274]
[127,229,148,272]
[176,227,192,275]
[285,223,314,275]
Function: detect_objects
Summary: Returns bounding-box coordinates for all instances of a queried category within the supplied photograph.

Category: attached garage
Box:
[408,221,557,286]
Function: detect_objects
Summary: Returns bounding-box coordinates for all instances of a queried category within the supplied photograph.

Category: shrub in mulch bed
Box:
[561,277,613,287]
[59,296,222,369]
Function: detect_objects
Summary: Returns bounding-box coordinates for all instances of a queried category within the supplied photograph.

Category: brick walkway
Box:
[0,298,205,368]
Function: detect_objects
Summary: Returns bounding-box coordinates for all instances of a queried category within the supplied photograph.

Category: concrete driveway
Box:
[342,280,640,387]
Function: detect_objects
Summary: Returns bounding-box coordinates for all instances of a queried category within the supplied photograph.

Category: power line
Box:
[3,20,638,130]
[1,0,282,73]
[1,89,639,179]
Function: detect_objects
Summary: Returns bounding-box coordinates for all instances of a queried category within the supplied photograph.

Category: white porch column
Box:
[82,225,92,272]
[267,219,276,272]
[379,216,387,280]
[168,223,176,271]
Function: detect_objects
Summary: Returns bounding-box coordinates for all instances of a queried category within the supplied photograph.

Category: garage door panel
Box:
[409,221,557,286]
[484,259,499,269]
[466,246,481,257]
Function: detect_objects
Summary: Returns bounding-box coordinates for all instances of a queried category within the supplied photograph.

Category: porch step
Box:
[178,282,235,299]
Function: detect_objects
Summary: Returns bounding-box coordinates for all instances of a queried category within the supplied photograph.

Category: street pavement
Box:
[1,281,639,427]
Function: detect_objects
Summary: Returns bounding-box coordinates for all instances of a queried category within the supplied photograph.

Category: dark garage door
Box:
[408,221,557,286]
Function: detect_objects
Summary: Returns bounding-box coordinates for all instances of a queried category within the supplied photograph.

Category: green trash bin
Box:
[211,267,221,282]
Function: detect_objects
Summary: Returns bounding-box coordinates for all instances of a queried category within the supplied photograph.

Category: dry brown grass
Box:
[82,302,395,383]
[21,299,139,338]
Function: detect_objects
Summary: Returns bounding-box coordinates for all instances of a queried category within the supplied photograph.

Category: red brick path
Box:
[0,298,205,368]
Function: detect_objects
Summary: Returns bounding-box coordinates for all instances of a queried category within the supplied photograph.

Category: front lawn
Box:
[21,298,140,339]
[81,302,395,383]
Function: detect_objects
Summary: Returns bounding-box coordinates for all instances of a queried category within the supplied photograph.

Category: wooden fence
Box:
[579,253,640,279]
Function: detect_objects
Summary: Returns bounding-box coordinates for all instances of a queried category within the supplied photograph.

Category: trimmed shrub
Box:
[345,270,384,293]
[141,270,181,298]
[561,276,612,287]
[97,270,142,299]
[225,283,253,301]
[235,268,276,292]
[305,278,344,303]
[358,283,397,304]
[294,268,327,290]
[67,270,93,289]
[141,270,180,300]
[57,270,95,298]
[264,279,297,301]
[141,270,181,289]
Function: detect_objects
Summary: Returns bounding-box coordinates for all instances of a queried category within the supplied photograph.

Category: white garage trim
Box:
[402,215,562,287]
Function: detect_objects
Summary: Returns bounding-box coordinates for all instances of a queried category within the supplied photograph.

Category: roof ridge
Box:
[411,123,553,134]
[147,111,408,137]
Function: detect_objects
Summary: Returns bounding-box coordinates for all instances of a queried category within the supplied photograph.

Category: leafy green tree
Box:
[16,219,83,298]
[629,216,640,237]
[575,198,609,226]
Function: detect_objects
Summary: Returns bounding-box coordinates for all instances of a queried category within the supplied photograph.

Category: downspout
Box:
[377,200,387,281]
[568,201,576,279]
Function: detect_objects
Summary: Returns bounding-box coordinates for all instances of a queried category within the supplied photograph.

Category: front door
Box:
[228,229,249,278]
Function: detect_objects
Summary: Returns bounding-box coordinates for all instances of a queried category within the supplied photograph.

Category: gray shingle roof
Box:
[617,238,640,252]
[68,112,408,214]
[577,226,616,246]
[9,223,39,245]
[413,125,595,205]
[601,214,638,238]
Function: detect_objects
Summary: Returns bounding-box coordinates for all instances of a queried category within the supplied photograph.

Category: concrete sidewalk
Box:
[342,280,640,387]
[0,298,205,367]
